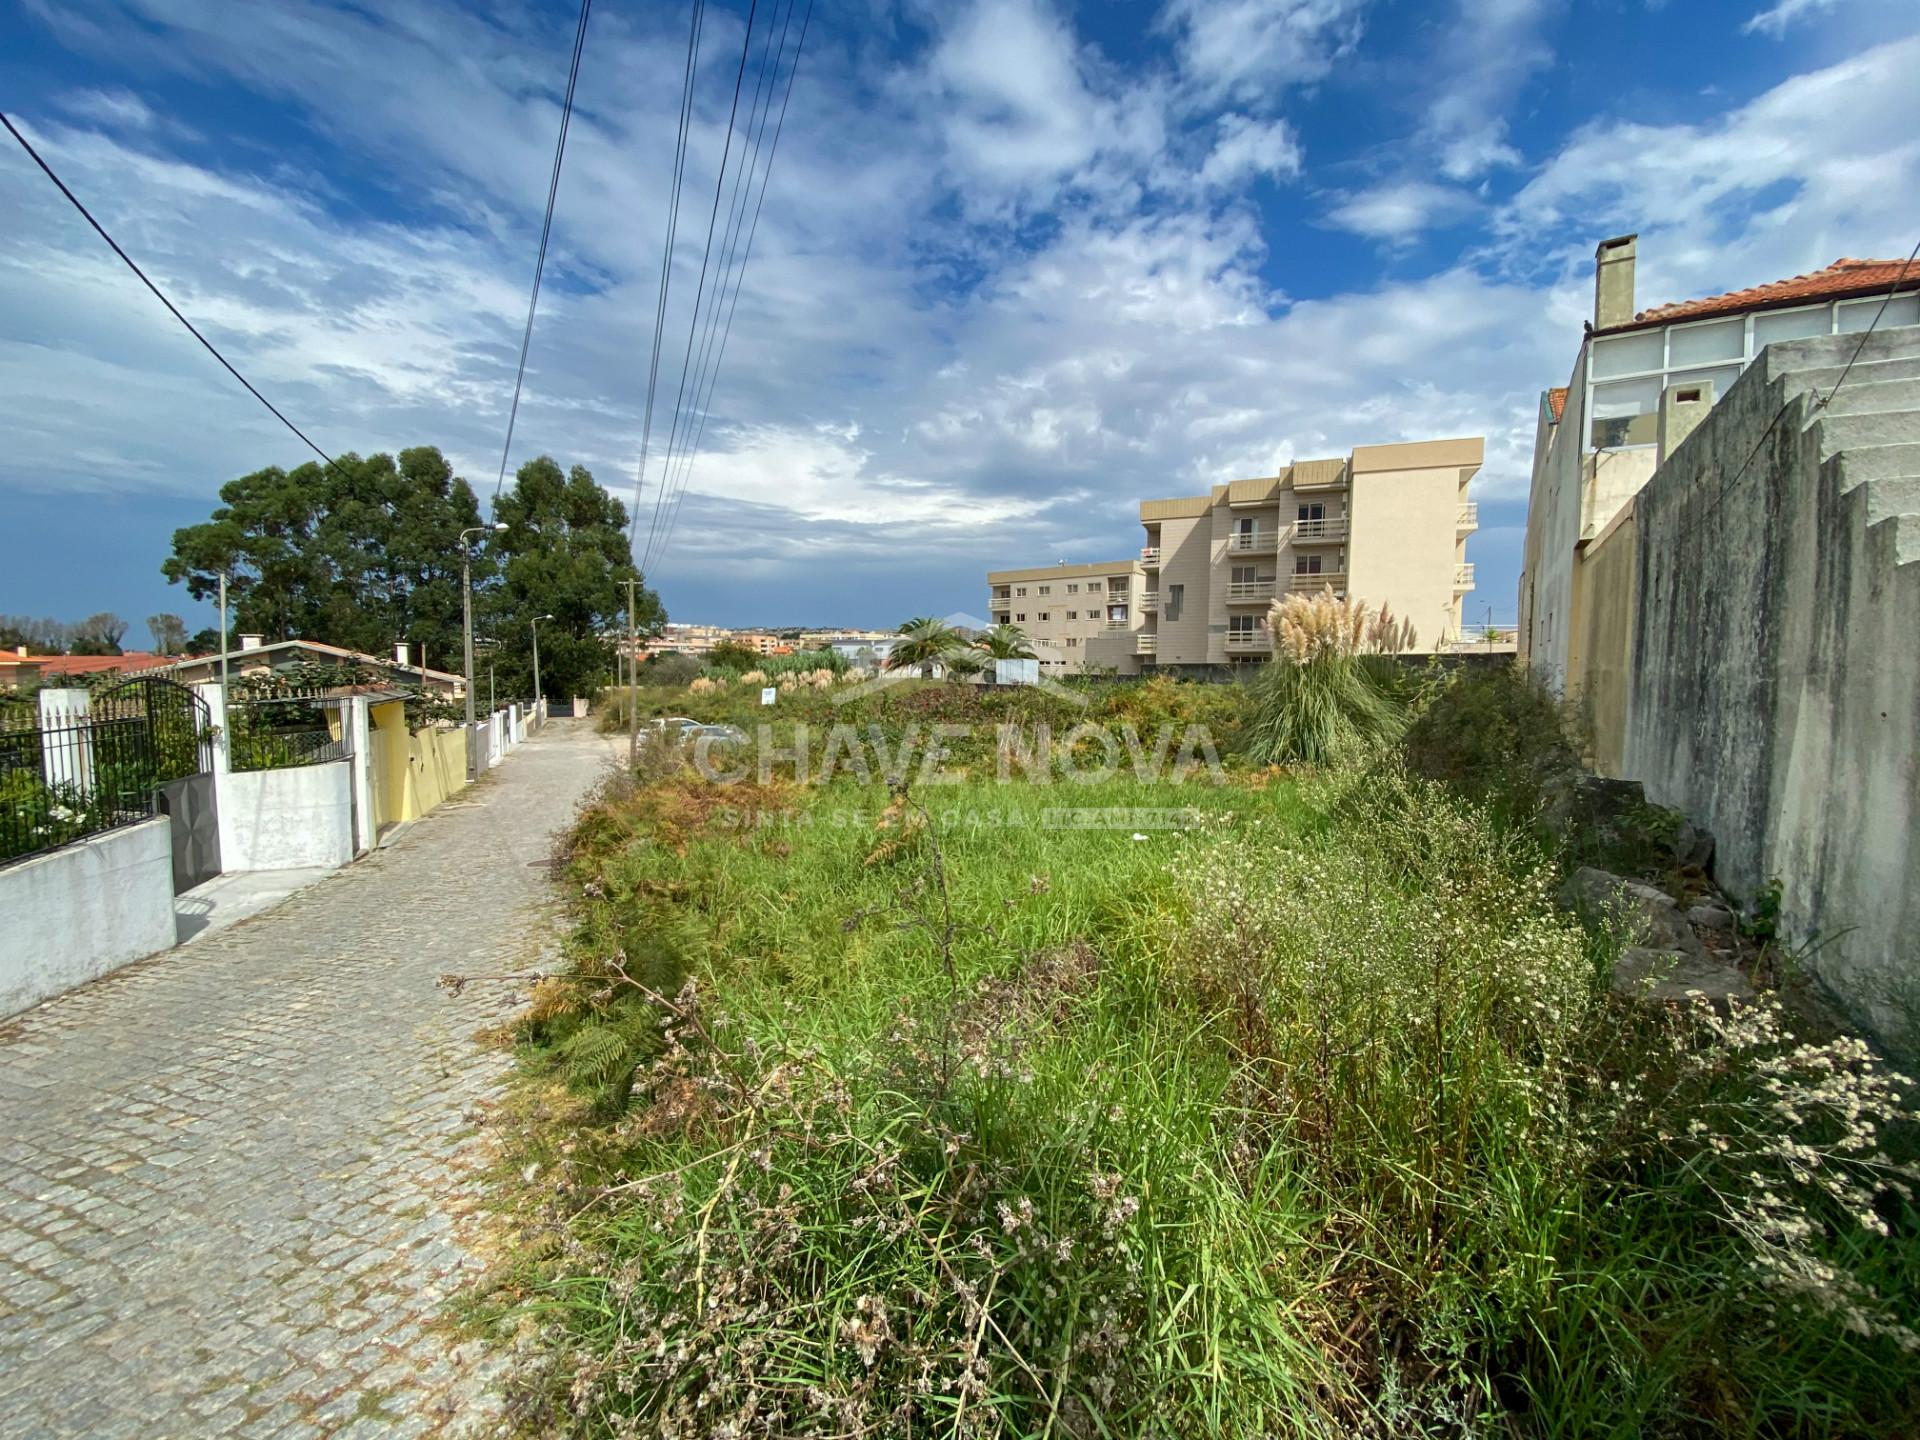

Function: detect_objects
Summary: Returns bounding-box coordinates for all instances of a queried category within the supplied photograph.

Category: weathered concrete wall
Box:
[216,761,355,872]
[1625,327,1920,1044]
[1567,501,1637,777]
[0,818,176,1017]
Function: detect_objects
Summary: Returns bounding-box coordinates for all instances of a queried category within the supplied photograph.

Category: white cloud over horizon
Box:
[3,0,1919,631]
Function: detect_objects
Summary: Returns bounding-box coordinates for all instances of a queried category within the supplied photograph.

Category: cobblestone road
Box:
[0,721,615,1439]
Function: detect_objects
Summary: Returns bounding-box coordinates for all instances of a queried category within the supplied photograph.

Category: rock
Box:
[1686,902,1736,933]
[1541,773,1645,840]
[1612,947,1758,1005]
[1560,866,1703,954]
[1669,819,1714,870]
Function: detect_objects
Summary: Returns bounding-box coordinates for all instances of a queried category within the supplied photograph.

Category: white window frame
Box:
[1582,296,1915,450]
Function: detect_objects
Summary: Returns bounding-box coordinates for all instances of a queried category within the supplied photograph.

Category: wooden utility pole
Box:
[626,577,639,771]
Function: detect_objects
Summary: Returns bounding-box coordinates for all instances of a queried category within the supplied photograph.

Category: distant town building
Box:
[990,436,1482,675]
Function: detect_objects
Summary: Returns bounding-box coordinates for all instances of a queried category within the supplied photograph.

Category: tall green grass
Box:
[490,761,1920,1438]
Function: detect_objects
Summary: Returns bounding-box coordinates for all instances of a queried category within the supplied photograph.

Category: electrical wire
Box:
[492,0,595,510]
[630,0,708,550]
[648,0,815,578]
[2,109,349,478]
[638,0,761,575]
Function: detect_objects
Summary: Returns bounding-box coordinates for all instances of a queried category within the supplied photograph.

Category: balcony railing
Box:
[1140,591,1159,612]
[1227,531,1277,554]
[1225,581,1275,603]
[1140,546,1161,565]
[1224,631,1271,653]
[1286,570,1346,592]
[1454,563,1476,589]
[1105,617,1131,629]
[1456,502,1479,530]
[1135,634,1156,654]
[1291,517,1348,543]
[989,590,1011,602]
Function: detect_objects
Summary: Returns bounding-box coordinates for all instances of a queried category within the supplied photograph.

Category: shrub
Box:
[1243,592,1414,767]
[1402,660,1579,827]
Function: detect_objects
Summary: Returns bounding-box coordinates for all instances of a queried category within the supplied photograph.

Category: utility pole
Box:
[626,577,639,771]
[217,571,229,692]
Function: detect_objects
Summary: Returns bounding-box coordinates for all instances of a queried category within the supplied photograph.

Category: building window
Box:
[1067,583,1079,594]
[1294,555,1323,575]
[1231,565,1255,585]
[1066,610,1077,620]
[1228,614,1257,637]
[993,613,1008,625]
[1016,613,1026,622]
[1066,637,1077,647]
[1297,502,1325,523]
[1039,585,1051,595]
[1038,612,1050,621]
[1165,583,1184,621]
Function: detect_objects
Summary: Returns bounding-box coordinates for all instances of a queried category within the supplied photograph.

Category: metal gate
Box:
[92,676,220,892]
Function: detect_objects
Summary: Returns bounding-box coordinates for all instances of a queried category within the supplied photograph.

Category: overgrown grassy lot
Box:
[481,671,1920,1438]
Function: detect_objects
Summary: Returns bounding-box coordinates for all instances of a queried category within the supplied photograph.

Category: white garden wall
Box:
[0,818,177,1018]
[216,760,355,872]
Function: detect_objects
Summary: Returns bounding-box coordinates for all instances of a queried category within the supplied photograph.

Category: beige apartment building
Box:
[989,437,1481,675]
[986,560,1149,674]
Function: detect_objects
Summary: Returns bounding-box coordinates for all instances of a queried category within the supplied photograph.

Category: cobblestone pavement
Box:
[0,721,617,1439]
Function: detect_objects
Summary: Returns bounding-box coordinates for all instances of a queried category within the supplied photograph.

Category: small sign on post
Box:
[760,687,777,706]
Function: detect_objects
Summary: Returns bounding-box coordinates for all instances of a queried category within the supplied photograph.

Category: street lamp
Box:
[531,613,554,713]
[461,523,508,769]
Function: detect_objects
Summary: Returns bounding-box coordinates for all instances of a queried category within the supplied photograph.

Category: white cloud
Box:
[1162,0,1368,101]
[57,87,158,130]
[1425,0,1550,181]
[1743,0,1842,36]
[1197,114,1303,188]
[1325,181,1477,240]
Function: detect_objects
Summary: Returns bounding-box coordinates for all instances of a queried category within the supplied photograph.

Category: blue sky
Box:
[3,0,1918,642]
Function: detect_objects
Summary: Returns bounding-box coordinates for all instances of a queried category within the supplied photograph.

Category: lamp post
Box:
[531,612,553,714]
[460,523,508,773]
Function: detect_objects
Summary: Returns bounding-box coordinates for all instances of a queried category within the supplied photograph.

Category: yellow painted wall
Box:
[369,700,410,831]
[1567,502,1637,777]
[409,725,468,818]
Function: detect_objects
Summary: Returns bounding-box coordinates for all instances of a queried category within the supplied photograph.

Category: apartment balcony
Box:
[1227,531,1278,555]
[1135,633,1157,654]
[1105,616,1132,630]
[989,589,1011,602]
[1456,502,1479,531]
[1225,581,1276,604]
[1286,570,1346,592]
[1454,563,1476,590]
[1291,517,1348,544]
[1224,631,1272,654]
[1140,591,1159,612]
[1140,546,1161,567]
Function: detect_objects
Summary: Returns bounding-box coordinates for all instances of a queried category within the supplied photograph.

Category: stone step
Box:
[1764,323,1920,382]
[1809,375,1920,419]
[1814,407,1920,457]
[1784,354,1920,402]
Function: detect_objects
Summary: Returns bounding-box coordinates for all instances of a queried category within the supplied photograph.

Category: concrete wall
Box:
[0,818,176,1017]
[1566,501,1637,777]
[1623,328,1920,1044]
[216,761,355,871]
[409,726,467,815]
[1153,511,1214,666]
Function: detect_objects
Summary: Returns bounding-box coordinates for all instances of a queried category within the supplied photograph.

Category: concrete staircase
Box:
[1768,325,1920,563]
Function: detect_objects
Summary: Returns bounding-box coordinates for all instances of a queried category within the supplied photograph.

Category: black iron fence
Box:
[228,690,349,772]
[0,678,213,866]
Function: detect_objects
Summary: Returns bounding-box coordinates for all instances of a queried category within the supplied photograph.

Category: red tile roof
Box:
[1545,386,1568,422]
[1602,258,1917,333]
[32,652,172,676]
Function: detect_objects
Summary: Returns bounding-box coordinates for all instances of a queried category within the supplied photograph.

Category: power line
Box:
[1,109,349,478]
[649,0,814,577]
[639,0,762,575]
[492,0,595,510]
[652,0,793,534]
[630,0,708,551]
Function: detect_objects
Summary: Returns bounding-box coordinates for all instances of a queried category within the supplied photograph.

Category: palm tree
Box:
[976,623,1036,660]
[944,650,989,682]
[886,616,963,678]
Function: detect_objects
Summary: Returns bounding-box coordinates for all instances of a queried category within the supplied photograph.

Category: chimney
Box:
[1594,234,1637,330]
[14,645,25,658]
[394,642,411,668]
[239,633,264,651]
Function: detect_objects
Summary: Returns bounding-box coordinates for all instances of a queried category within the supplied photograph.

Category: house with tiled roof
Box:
[1519,235,1919,688]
